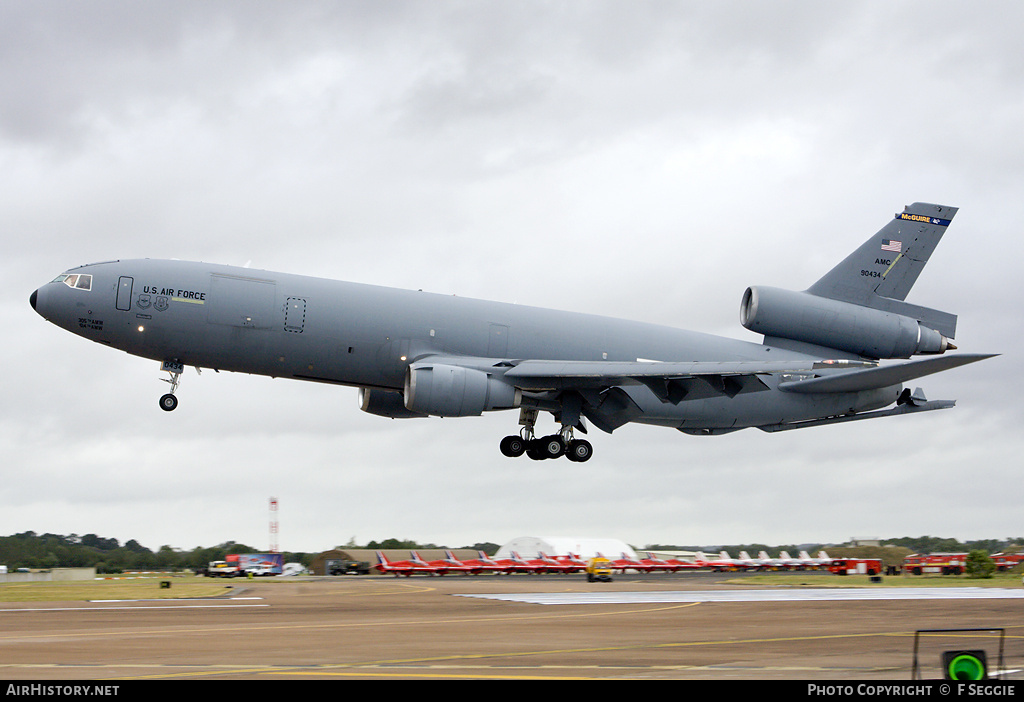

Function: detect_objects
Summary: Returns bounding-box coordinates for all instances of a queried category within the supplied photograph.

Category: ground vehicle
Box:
[205,560,243,578]
[234,553,284,576]
[990,553,1024,572]
[243,565,278,577]
[328,559,371,575]
[828,558,882,576]
[902,553,967,575]
[586,557,614,583]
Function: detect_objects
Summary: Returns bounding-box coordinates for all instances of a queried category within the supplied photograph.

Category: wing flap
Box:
[503,359,869,385]
[637,374,770,402]
[756,399,957,432]
[501,358,871,403]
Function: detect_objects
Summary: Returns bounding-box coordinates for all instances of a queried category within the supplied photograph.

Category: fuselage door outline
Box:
[284,297,307,333]
[116,276,134,311]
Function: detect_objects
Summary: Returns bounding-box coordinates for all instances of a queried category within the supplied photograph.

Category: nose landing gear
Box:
[158,360,186,412]
[159,391,179,412]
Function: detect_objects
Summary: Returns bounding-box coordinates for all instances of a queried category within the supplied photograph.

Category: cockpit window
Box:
[50,273,92,291]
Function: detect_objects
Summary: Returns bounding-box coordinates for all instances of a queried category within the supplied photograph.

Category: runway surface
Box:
[461,587,1024,605]
[0,574,1021,681]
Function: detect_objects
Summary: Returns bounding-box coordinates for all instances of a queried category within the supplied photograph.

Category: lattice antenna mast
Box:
[269,497,279,553]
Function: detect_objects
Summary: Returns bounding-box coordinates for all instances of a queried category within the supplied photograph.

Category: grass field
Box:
[729,571,1024,588]
[0,575,236,602]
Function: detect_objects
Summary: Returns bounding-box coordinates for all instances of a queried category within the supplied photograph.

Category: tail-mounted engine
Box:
[740,286,953,359]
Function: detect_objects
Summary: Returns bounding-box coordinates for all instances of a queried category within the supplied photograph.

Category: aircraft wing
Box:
[412,353,989,434]
[501,358,871,401]
[415,356,870,406]
[777,353,996,394]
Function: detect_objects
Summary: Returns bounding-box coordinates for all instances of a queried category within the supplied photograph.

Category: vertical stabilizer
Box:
[808,202,956,303]
[803,202,958,338]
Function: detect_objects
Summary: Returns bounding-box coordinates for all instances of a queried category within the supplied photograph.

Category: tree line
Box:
[646,536,1024,557]
[0,532,315,574]
[2,532,1020,574]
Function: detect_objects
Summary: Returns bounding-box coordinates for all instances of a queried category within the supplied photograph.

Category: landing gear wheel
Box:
[525,440,547,461]
[159,362,184,413]
[499,435,526,457]
[497,407,594,461]
[566,439,593,462]
[539,435,566,459]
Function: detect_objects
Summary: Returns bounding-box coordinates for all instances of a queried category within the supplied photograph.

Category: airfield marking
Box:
[244,624,1024,680]
[457,587,1024,605]
[7,584,1022,681]
[103,627,932,681]
[0,600,701,645]
[318,579,438,597]
[87,596,264,603]
[0,661,900,681]
[0,603,270,613]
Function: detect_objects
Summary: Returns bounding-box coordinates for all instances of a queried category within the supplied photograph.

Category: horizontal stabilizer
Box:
[778,353,996,394]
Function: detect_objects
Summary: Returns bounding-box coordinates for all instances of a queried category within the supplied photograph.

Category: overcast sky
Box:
[3,1,1021,555]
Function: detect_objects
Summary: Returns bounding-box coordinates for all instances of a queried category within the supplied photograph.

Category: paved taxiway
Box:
[0,573,1021,680]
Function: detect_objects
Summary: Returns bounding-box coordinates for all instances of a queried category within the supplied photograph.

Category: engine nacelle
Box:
[740,286,952,359]
[358,388,427,419]
[404,363,521,417]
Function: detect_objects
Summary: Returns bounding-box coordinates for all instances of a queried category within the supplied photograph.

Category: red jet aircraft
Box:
[694,551,745,571]
[490,551,549,574]
[603,552,651,574]
[420,550,482,575]
[454,550,512,574]
[374,551,439,577]
[639,551,700,573]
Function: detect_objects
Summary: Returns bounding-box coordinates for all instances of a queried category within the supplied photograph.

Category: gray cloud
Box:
[4,1,1021,552]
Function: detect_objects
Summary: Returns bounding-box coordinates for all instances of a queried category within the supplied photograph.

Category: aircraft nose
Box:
[29,286,47,318]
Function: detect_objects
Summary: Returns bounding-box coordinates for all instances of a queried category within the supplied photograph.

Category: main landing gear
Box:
[499,431,593,462]
[499,409,593,462]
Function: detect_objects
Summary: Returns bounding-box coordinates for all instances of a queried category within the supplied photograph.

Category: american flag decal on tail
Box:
[881,239,902,253]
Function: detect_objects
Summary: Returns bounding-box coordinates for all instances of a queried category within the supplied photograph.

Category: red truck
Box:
[902,553,967,575]
[990,552,1024,572]
[828,558,882,576]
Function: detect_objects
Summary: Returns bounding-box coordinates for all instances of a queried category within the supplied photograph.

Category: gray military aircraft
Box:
[30,202,993,462]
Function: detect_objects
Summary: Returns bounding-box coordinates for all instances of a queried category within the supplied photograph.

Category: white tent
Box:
[495,536,636,560]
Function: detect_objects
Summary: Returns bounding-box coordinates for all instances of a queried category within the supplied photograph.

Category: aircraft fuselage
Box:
[30,203,991,461]
[30,258,896,433]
